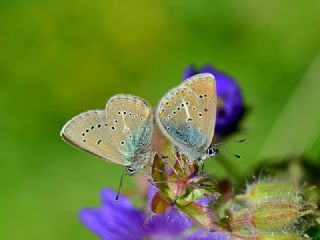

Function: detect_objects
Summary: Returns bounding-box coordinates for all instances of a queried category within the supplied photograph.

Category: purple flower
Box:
[183,65,245,136]
[79,189,145,240]
[79,188,231,239]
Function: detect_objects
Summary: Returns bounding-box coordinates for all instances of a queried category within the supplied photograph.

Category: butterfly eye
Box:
[126,166,136,175]
[208,148,218,156]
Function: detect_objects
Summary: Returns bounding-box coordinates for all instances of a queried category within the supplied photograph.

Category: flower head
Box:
[150,153,220,230]
[79,187,231,240]
[183,65,245,136]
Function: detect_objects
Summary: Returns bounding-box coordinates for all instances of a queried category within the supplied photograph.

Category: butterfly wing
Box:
[156,73,217,159]
[61,95,154,167]
[105,94,154,166]
[182,73,217,144]
[60,110,125,165]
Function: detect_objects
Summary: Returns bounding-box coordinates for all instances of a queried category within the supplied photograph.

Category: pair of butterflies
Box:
[61,73,217,176]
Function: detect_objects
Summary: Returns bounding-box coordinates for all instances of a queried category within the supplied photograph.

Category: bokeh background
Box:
[1,0,320,239]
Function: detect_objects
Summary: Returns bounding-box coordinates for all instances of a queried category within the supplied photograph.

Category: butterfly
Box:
[156,73,217,162]
[60,94,155,176]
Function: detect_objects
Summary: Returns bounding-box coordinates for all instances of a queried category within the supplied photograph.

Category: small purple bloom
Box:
[189,230,233,240]
[183,65,245,136]
[79,188,231,239]
[144,208,194,238]
[79,189,145,240]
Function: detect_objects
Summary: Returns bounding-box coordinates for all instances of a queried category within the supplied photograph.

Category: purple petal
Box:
[79,208,111,239]
[79,188,146,240]
[147,185,158,211]
[144,208,194,237]
[188,230,233,240]
[101,188,133,209]
[183,65,198,79]
[184,64,245,136]
[200,65,215,75]
[213,69,244,135]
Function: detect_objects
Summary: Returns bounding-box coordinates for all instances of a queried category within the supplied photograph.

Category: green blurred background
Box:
[1,0,320,239]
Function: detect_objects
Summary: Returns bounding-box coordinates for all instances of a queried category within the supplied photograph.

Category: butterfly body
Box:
[61,94,154,175]
[156,73,217,162]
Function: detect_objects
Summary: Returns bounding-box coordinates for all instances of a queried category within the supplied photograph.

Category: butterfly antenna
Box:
[212,139,246,147]
[200,162,205,173]
[214,147,242,159]
[115,171,125,202]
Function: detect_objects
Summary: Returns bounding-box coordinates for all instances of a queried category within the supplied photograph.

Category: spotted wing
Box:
[156,73,217,159]
[60,110,125,165]
[105,94,154,166]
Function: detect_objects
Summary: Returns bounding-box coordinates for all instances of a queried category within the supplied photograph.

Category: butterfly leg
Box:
[201,162,205,173]
[170,195,178,206]
[147,178,157,187]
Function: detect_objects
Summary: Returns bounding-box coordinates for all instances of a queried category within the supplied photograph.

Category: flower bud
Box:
[231,228,302,240]
[258,233,302,240]
[252,202,301,230]
[239,179,300,205]
[227,178,318,240]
